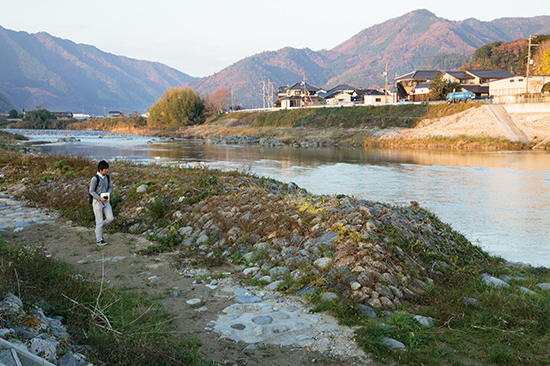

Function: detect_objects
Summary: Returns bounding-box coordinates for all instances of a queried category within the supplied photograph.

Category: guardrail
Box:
[237,101,424,112]
[236,95,549,113]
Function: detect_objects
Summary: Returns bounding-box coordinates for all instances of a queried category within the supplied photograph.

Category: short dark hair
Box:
[98,160,109,172]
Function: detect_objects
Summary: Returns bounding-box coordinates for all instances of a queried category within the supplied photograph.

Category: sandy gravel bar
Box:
[398,106,507,139]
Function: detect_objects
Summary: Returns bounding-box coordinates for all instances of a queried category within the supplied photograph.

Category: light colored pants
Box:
[92,200,113,242]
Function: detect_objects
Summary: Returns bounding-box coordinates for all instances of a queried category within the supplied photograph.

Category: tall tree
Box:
[147,87,205,129]
[205,88,232,116]
[532,39,550,75]
[22,109,56,129]
[429,73,461,100]
[212,88,232,114]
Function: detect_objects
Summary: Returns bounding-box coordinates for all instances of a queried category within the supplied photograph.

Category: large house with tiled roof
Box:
[277,82,325,108]
[321,85,360,105]
[276,82,389,108]
[442,71,475,84]
[394,70,440,102]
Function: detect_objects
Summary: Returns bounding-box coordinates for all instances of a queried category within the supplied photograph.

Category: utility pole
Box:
[526,35,532,96]
[525,35,539,97]
[302,68,307,107]
[262,80,267,108]
[267,77,276,109]
[301,68,313,107]
[384,59,389,104]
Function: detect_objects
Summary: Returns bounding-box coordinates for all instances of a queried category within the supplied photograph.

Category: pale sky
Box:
[1,0,549,77]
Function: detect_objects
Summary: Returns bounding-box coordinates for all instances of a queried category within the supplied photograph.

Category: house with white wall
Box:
[359,89,387,104]
[278,82,325,108]
[489,75,550,103]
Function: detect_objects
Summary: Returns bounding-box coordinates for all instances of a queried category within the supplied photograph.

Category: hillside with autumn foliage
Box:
[1,9,550,113]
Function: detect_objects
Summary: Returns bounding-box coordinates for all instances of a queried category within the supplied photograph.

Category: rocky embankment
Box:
[206,134,344,148]
[20,163,491,314]
[0,294,94,366]
[3,153,550,364]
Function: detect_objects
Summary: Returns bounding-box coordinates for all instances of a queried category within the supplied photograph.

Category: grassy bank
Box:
[0,241,213,365]
[0,130,27,150]
[363,135,531,150]
[5,103,531,150]
[210,103,474,129]
[176,103,479,147]
[1,146,550,365]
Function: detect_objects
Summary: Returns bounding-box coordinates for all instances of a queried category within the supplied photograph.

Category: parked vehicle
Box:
[398,98,410,103]
[446,91,474,103]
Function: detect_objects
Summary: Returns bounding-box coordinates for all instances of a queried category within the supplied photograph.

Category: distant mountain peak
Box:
[191,10,549,107]
[0,26,198,114]
[2,10,549,110]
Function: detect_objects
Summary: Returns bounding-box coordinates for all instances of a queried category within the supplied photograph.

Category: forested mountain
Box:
[0,91,15,113]
[1,10,549,112]
[0,26,197,115]
[462,35,550,74]
[191,10,550,107]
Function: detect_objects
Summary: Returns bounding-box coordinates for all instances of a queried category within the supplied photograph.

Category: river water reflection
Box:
[11,129,550,267]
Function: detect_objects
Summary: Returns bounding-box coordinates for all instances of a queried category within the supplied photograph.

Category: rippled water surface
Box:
[11,129,550,266]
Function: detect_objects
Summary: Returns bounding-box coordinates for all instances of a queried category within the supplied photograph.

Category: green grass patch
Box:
[349,263,550,365]
[212,103,476,130]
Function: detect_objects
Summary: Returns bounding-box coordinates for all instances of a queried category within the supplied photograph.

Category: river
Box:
[8,129,550,267]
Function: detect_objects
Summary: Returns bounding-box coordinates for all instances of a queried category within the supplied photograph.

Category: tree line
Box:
[1,87,234,131]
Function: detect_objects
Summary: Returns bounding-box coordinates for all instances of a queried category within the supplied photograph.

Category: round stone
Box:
[231,324,246,330]
[382,337,406,349]
[301,314,319,322]
[136,184,148,193]
[322,292,338,301]
[272,325,291,333]
[252,315,273,325]
[235,295,263,304]
[314,257,332,270]
[272,312,290,319]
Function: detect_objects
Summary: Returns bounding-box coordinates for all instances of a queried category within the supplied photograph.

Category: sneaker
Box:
[97,239,108,246]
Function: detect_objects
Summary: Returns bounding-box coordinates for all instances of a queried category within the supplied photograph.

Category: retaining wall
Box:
[503,103,550,113]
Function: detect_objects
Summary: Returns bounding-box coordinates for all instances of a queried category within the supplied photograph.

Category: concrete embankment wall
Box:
[503,103,550,113]
[398,103,550,141]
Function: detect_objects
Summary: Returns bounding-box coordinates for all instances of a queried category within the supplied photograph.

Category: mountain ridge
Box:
[190,9,550,107]
[0,25,197,115]
[1,10,549,112]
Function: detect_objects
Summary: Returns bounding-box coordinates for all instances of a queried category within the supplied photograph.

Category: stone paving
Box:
[210,286,342,349]
[0,192,60,233]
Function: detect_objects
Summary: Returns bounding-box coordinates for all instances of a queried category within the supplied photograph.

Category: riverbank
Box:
[172,103,549,150]
[5,103,550,150]
[1,150,550,365]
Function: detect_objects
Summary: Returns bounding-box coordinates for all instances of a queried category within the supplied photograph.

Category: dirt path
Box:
[1,217,378,366]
